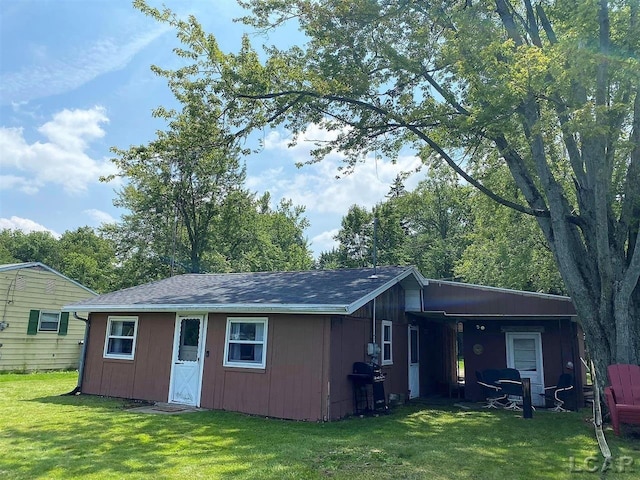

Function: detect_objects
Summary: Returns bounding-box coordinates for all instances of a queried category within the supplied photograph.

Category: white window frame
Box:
[38,311,60,333]
[381,320,393,366]
[223,317,268,369]
[103,316,139,360]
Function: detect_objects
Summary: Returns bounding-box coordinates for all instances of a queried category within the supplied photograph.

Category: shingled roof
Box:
[64,266,424,315]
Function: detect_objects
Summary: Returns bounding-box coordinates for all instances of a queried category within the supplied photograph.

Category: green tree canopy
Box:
[0,227,116,293]
[135,0,640,381]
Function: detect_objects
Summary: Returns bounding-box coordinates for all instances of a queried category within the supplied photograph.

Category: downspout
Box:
[66,312,89,395]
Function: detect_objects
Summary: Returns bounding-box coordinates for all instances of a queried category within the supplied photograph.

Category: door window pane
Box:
[178,318,200,361]
[410,329,419,364]
[513,338,537,371]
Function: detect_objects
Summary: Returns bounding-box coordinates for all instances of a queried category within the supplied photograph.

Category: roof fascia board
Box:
[421,310,577,318]
[63,303,351,315]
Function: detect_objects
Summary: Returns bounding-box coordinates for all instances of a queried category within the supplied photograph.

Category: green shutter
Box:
[58,312,69,336]
[27,310,39,335]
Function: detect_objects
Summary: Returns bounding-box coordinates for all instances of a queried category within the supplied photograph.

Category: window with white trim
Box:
[381,320,393,365]
[38,311,60,332]
[104,316,138,360]
[223,318,268,369]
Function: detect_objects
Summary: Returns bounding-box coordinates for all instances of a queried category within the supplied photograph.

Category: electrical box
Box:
[367,343,381,356]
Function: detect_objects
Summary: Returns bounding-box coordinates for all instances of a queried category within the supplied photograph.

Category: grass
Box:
[1,372,639,479]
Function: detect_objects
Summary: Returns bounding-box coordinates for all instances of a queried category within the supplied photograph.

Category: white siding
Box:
[0,265,96,371]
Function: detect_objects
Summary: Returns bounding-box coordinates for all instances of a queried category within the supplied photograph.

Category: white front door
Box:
[408,325,420,399]
[505,332,545,407]
[169,315,206,406]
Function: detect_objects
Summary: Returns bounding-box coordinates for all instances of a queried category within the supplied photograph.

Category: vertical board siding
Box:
[330,285,411,419]
[329,315,370,419]
[76,284,420,420]
[0,266,96,371]
[81,313,173,402]
[462,318,584,406]
[200,313,330,421]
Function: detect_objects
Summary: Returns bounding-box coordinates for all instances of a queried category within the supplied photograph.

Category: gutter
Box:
[63,303,353,315]
[65,312,89,396]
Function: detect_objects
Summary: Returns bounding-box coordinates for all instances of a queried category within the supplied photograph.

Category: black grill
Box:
[351,362,385,382]
[348,362,387,415]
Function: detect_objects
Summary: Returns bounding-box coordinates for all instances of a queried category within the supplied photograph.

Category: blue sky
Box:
[0,0,422,258]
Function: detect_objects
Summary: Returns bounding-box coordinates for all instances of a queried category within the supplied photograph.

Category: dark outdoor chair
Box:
[541,373,574,412]
[476,369,507,408]
[497,368,525,411]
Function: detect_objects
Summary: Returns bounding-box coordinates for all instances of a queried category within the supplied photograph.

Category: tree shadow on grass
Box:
[4,396,637,480]
[4,394,308,479]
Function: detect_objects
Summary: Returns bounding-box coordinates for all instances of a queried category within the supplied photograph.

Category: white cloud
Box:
[310,229,339,253]
[250,124,423,215]
[0,216,60,238]
[0,26,170,105]
[83,209,116,226]
[0,106,117,194]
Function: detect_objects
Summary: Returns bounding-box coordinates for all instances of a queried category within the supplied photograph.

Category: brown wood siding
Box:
[424,282,576,316]
[200,314,330,421]
[462,318,584,406]
[81,312,173,402]
[329,315,370,419]
[330,285,410,419]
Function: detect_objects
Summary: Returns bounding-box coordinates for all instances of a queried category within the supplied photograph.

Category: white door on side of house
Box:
[169,314,206,407]
[408,325,420,399]
[505,332,545,407]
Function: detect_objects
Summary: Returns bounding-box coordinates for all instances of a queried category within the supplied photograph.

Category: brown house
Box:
[417,280,583,408]
[64,267,583,420]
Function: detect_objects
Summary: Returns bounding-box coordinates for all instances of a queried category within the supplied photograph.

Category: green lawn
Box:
[1,372,638,479]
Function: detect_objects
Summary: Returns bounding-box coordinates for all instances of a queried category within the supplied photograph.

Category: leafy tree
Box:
[58,227,117,293]
[207,192,313,272]
[455,160,565,293]
[0,228,116,293]
[333,205,375,268]
[135,0,640,380]
[104,91,247,276]
[456,192,566,294]
[398,167,473,279]
[0,230,61,267]
[320,167,472,278]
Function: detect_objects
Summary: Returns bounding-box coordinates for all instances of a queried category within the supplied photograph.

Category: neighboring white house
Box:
[0,262,96,372]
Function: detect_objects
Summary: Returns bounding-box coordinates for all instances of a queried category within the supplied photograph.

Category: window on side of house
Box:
[38,311,60,332]
[27,310,69,336]
[223,318,268,369]
[381,320,393,365]
[103,316,138,360]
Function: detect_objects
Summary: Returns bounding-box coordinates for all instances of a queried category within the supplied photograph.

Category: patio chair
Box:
[476,369,507,408]
[497,368,525,411]
[604,364,640,435]
[541,373,574,412]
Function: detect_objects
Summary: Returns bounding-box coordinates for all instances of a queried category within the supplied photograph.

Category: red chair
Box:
[604,364,640,435]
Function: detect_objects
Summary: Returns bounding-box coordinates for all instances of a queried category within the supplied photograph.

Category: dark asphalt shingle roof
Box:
[64,266,422,314]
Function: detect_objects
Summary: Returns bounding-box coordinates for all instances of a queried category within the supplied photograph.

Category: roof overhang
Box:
[419,310,577,319]
[64,266,427,317]
[63,303,353,315]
